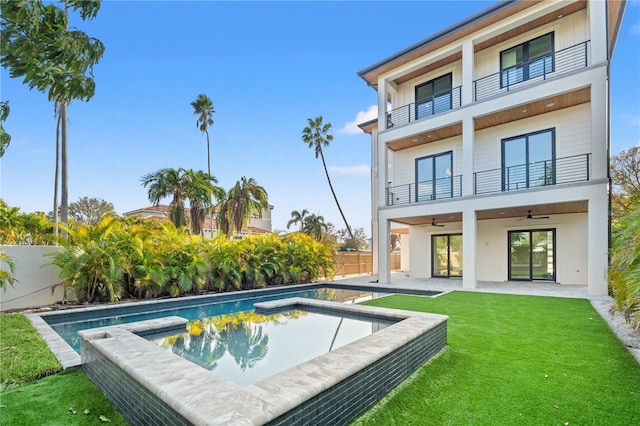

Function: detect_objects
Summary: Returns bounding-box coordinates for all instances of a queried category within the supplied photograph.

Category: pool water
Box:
[147,308,397,386]
[48,288,385,353]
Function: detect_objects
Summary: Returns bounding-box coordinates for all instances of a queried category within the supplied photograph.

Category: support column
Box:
[371,127,379,276]
[377,218,391,284]
[461,39,475,105]
[588,0,608,65]
[590,68,608,180]
[377,77,388,130]
[462,207,477,290]
[462,116,475,196]
[588,193,609,296]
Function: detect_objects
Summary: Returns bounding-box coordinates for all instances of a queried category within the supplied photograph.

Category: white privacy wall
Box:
[1,245,63,311]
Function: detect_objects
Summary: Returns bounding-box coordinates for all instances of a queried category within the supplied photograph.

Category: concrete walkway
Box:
[328,272,640,364]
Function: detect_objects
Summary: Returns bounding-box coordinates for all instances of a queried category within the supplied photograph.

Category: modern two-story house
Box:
[358,0,626,296]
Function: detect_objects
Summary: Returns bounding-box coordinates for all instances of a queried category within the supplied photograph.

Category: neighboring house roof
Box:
[123,204,270,234]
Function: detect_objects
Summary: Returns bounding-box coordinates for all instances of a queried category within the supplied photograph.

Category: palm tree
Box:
[191,94,216,231]
[302,213,329,241]
[141,168,189,228]
[183,169,223,236]
[287,209,309,232]
[301,116,356,248]
[218,177,268,237]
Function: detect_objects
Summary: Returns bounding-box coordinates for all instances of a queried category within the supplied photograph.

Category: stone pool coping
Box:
[27,283,443,369]
[79,297,448,425]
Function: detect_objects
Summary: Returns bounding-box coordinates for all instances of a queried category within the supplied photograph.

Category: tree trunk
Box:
[206,129,214,238]
[53,105,61,244]
[319,148,356,249]
[60,102,68,239]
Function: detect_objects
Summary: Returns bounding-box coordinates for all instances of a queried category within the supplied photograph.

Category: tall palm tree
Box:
[183,169,223,236]
[301,116,356,247]
[218,177,269,237]
[191,94,215,178]
[141,168,189,228]
[302,213,329,241]
[191,94,216,232]
[287,209,309,232]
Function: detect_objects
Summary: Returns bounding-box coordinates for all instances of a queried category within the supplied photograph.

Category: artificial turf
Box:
[1,293,638,425]
[353,291,640,425]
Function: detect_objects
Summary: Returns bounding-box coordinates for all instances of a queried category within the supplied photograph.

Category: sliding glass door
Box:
[432,234,463,277]
[509,229,555,281]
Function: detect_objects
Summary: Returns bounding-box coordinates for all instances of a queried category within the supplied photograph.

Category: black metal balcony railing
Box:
[387,175,462,206]
[473,41,590,102]
[387,86,462,129]
[473,153,591,195]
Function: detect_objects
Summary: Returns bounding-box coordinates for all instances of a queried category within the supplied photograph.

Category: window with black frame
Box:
[500,33,554,88]
[415,152,453,202]
[415,73,452,120]
[502,129,555,191]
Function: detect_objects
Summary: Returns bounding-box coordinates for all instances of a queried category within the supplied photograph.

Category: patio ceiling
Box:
[389,200,588,227]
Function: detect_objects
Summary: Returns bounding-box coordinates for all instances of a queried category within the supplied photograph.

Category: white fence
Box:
[1,245,64,312]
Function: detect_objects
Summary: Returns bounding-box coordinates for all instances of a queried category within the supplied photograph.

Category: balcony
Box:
[473,41,590,102]
[387,86,462,130]
[474,153,591,195]
[387,175,462,206]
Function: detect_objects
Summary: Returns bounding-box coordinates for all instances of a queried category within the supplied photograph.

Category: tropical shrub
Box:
[49,217,126,303]
[0,249,17,292]
[49,217,335,303]
[609,207,640,330]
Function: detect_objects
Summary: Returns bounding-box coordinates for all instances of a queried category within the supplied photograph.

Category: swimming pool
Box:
[147,307,398,386]
[78,297,449,425]
[42,286,390,354]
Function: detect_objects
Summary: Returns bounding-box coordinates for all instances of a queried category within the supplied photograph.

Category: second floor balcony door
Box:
[502,129,555,191]
[416,152,453,202]
[415,73,452,120]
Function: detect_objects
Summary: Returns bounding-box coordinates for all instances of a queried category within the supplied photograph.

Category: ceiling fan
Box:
[521,210,550,220]
[431,218,445,227]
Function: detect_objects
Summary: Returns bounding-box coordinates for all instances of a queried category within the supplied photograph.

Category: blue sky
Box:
[1,0,639,234]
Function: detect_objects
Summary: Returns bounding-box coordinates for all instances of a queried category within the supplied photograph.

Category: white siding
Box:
[392,60,462,110]
[391,136,463,187]
[474,103,592,173]
[474,9,589,80]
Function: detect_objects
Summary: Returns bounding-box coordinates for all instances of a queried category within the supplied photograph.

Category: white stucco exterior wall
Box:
[1,245,64,311]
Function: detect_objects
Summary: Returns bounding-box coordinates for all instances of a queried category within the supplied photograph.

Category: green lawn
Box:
[355,292,640,425]
[1,292,638,425]
[0,314,127,425]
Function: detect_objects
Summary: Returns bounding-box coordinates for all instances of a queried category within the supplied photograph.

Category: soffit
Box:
[359,0,539,87]
[473,87,591,131]
[476,200,588,220]
[393,52,462,85]
[388,200,588,227]
[474,1,587,52]
[388,122,462,152]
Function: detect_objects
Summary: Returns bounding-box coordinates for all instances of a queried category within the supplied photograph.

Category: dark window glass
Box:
[502,129,554,191]
[500,33,554,87]
[415,74,452,119]
[415,152,453,202]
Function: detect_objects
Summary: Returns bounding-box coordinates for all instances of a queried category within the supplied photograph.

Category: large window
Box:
[500,33,554,87]
[502,129,555,191]
[415,73,452,120]
[415,152,453,202]
[509,229,555,281]
[432,234,463,277]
